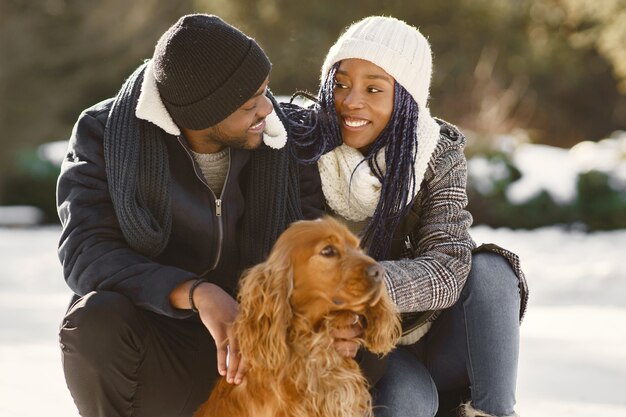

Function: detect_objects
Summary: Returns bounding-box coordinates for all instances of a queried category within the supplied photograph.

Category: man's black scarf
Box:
[104,62,302,266]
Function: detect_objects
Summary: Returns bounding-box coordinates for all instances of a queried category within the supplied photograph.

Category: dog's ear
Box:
[362,291,401,354]
[235,255,293,370]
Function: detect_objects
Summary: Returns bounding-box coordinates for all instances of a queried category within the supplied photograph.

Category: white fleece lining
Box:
[136,60,181,136]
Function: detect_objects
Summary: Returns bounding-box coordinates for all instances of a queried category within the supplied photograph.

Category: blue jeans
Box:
[372,252,521,417]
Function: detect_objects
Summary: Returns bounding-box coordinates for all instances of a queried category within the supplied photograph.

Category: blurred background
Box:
[1,0,625,229]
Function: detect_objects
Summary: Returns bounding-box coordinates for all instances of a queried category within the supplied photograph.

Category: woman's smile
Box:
[342,116,370,129]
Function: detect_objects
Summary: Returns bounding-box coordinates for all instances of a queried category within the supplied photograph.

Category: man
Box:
[57,14,321,416]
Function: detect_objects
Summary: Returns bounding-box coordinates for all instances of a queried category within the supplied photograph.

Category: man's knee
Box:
[60,291,143,360]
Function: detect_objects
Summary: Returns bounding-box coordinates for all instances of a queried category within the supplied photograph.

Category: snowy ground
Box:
[0,225,625,417]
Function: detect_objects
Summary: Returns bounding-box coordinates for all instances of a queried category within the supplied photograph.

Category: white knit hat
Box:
[318,16,442,224]
[321,16,433,110]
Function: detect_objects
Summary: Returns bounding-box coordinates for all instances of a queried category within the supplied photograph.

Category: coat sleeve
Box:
[57,106,197,318]
[380,137,475,313]
[298,160,325,220]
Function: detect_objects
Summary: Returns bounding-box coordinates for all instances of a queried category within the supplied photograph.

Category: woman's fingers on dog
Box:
[332,321,363,358]
[333,339,360,358]
[332,323,363,339]
[334,312,362,328]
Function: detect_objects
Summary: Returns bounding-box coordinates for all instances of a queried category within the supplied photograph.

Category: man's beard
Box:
[208,124,263,150]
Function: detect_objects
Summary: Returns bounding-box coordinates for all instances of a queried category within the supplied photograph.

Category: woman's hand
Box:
[331,313,364,358]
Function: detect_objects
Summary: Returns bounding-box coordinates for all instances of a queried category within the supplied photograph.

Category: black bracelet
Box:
[189,278,207,313]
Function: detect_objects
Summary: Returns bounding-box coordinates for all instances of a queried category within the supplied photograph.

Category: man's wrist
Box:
[189,278,208,313]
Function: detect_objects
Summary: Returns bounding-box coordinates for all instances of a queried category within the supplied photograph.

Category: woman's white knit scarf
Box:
[318,107,440,222]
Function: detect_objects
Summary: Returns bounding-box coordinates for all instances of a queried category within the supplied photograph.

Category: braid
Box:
[361,83,419,259]
[283,64,343,164]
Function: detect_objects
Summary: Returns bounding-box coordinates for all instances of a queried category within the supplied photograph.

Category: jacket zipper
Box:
[209,151,231,271]
[177,137,231,273]
[404,235,414,253]
[209,197,223,271]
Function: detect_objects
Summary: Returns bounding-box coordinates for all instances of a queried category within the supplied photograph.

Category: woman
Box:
[287,16,528,417]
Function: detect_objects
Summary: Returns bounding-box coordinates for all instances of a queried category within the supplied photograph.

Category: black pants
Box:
[60,291,388,417]
[59,291,218,417]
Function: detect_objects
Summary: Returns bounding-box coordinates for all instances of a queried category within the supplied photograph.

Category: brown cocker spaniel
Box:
[194,217,401,417]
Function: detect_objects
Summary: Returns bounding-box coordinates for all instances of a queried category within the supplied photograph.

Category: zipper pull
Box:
[404,235,413,251]
[215,199,222,217]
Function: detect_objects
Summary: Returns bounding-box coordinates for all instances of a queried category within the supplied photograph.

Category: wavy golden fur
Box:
[194,217,401,417]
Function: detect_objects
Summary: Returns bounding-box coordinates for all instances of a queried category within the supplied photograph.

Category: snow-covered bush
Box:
[467,131,626,230]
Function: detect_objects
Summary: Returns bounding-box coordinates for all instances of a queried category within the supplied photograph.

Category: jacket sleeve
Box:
[298,160,325,220]
[57,106,197,319]
[380,138,475,313]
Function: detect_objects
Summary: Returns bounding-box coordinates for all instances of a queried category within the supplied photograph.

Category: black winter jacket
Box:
[57,98,322,319]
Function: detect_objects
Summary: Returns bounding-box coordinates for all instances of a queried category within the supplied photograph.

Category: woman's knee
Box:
[373,348,438,417]
[465,252,520,304]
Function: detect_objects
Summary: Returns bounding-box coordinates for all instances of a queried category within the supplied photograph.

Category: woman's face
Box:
[333,59,395,153]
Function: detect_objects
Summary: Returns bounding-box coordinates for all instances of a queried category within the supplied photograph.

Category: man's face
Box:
[182,77,273,153]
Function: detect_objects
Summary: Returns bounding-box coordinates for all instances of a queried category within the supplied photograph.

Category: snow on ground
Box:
[0,206,45,227]
[1,225,625,417]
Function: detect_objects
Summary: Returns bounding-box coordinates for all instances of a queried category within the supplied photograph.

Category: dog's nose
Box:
[366,264,384,282]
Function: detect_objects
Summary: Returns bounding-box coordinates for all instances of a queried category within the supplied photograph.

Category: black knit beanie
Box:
[152,14,271,129]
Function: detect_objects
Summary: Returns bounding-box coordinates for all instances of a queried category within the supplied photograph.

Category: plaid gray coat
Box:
[381,120,528,337]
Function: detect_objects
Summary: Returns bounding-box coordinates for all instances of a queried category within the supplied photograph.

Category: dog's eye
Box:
[320,245,338,257]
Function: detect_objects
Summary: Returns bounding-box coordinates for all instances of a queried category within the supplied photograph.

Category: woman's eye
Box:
[334,81,347,89]
[320,245,337,257]
[368,87,382,93]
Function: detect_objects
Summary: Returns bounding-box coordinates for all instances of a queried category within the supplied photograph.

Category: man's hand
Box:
[170,280,247,384]
[331,313,364,358]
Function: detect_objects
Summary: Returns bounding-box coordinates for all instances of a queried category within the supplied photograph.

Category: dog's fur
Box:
[194,217,401,417]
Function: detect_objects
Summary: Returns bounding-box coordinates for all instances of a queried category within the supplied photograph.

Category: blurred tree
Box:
[521,0,626,145]
[557,0,626,93]
[192,0,626,147]
[0,0,193,197]
[192,0,403,96]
